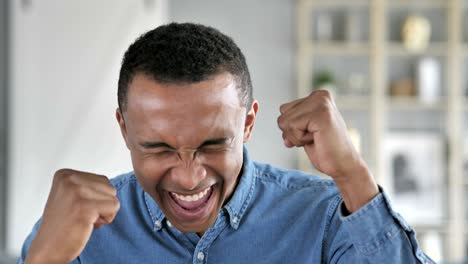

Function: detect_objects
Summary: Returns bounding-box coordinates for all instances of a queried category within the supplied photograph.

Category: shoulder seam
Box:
[254,170,335,191]
[112,174,137,191]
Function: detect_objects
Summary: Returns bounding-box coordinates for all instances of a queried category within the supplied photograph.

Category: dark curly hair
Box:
[117,22,253,111]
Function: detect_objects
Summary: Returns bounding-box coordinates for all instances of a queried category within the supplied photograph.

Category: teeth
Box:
[173,187,210,202]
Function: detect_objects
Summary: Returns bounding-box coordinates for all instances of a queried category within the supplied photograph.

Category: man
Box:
[18,23,434,263]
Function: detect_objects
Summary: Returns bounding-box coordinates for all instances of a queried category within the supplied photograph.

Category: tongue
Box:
[172,187,212,210]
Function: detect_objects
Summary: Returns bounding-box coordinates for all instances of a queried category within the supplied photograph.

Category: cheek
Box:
[206,148,243,187]
[130,152,170,192]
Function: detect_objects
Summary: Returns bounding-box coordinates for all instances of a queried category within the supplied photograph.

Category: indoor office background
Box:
[0,0,467,263]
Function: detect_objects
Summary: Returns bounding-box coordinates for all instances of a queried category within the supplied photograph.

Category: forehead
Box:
[127,72,241,109]
[124,73,245,145]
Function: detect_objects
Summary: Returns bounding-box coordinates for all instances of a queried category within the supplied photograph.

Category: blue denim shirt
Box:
[19,148,434,263]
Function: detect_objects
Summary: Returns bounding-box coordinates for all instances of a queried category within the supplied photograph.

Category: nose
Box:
[177,149,196,164]
[171,151,207,190]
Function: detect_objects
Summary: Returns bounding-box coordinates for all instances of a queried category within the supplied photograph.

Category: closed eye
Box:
[198,146,228,153]
[198,137,234,148]
[153,149,176,156]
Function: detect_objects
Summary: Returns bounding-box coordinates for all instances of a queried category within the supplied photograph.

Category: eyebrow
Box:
[198,137,232,148]
[140,141,175,149]
[139,137,232,150]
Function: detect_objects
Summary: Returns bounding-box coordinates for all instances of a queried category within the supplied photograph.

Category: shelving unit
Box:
[296,0,466,262]
[387,42,447,56]
[312,43,370,55]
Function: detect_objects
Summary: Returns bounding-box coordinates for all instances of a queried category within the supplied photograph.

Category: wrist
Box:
[25,235,69,264]
[333,161,379,213]
[25,252,64,264]
[25,251,68,264]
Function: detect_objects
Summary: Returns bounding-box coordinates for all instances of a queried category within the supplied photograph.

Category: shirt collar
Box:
[223,146,256,229]
[143,145,256,232]
[143,189,165,232]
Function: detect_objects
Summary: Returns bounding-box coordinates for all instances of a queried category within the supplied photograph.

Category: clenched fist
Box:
[277,90,378,212]
[25,169,120,264]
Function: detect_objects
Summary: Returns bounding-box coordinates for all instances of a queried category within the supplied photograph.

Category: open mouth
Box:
[167,185,216,220]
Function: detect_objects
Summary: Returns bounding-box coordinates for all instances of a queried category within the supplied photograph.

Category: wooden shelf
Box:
[388,97,447,110]
[462,99,468,110]
[310,42,370,56]
[464,44,468,56]
[388,0,447,9]
[387,43,447,57]
[462,98,468,111]
[335,95,370,110]
[305,0,369,8]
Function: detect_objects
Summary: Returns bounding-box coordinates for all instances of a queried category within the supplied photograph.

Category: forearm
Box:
[333,160,379,213]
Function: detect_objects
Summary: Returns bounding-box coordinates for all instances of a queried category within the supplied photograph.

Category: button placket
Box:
[197,251,205,262]
[192,212,228,263]
[155,220,162,229]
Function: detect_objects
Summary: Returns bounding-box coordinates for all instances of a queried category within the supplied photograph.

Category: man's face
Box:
[116,72,257,234]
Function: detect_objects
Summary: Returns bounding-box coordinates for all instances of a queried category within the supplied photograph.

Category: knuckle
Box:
[54,168,72,176]
[279,104,287,113]
[317,96,333,113]
[53,168,73,182]
[277,115,286,129]
[54,173,76,191]
[315,88,331,98]
[311,89,334,105]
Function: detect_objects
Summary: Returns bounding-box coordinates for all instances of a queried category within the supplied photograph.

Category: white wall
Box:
[169,0,297,169]
[7,0,168,255]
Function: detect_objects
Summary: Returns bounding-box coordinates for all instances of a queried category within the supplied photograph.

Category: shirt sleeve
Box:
[16,218,81,264]
[16,219,41,264]
[323,186,435,264]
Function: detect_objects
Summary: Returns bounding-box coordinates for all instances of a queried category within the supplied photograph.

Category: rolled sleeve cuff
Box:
[338,186,434,263]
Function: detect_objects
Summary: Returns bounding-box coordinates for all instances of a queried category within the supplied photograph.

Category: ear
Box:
[116,108,130,149]
[243,100,259,143]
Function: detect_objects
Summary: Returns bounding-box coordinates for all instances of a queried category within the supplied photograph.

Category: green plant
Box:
[313,70,335,88]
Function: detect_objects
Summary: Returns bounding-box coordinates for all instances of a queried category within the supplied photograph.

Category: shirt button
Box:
[232,216,238,224]
[167,220,173,227]
[197,252,205,261]
[155,220,162,228]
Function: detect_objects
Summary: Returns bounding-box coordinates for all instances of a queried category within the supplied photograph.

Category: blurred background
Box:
[0,0,467,263]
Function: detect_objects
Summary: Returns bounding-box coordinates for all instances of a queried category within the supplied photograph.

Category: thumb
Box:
[93,217,108,229]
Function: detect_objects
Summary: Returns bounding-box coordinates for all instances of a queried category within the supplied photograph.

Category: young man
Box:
[19,23,434,263]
